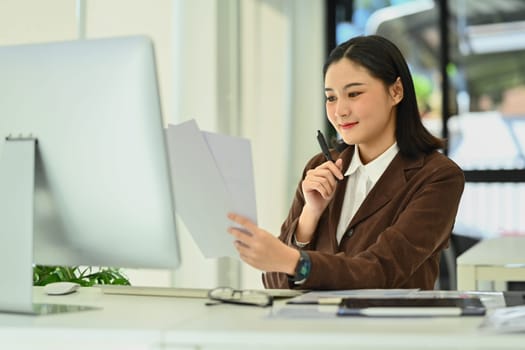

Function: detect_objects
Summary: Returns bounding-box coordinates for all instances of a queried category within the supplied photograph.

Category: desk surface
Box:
[0,287,522,350]
[457,236,525,291]
[458,236,525,265]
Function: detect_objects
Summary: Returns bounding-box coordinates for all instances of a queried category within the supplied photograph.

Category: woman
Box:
[228,35,464,290]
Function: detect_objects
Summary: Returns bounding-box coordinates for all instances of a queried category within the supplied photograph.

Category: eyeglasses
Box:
[207,287,273,307]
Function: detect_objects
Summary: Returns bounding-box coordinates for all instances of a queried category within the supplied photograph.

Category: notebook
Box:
[337,297,486,317]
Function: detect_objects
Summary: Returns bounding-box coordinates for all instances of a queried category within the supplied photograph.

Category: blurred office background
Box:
[1,0,523,290]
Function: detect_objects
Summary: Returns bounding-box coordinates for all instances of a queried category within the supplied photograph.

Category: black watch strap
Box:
[291,250,311,283]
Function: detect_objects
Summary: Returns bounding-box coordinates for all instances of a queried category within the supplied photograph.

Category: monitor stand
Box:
[0,137,96,315]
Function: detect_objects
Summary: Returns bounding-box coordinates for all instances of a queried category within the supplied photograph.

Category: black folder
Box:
[337,297,486,317]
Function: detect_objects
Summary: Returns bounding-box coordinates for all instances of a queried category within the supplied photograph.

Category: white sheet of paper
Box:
[202,131,257,225]
[165,120,257,258]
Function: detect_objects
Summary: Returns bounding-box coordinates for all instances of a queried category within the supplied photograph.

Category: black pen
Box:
[317,130,333,162]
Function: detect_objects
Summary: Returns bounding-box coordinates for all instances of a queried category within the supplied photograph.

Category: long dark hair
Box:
[324,35,444,158]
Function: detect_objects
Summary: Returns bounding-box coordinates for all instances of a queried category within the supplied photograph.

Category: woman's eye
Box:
[348,92,361,98]
[325,96,336,102]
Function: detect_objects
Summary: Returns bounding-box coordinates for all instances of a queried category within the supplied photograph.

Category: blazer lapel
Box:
[326,145,355,251]
[346,152,424,230]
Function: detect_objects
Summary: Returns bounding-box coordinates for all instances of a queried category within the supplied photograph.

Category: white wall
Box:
[0,0,325,290]
[0,0,77,44]
[86,0,174,128]
[238,0,325,288]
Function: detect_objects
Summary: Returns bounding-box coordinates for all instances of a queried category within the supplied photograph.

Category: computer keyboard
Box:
[98,285,304,299]
[99,285,210,298]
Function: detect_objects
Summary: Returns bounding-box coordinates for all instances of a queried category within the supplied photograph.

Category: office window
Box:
[449,0,525,238]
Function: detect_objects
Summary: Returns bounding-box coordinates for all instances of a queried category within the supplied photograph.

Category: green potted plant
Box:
[33,265,130,286]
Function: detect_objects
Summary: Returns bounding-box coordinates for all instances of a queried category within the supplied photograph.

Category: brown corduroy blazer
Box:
[263,145,465,290]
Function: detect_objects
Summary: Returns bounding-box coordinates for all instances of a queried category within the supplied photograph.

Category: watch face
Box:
[298,260,309,276]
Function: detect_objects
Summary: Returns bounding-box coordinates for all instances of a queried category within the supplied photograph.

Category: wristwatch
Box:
[291,250,311,284]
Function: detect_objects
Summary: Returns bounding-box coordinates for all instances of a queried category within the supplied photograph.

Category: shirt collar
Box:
[345,146,364,177]
[344,142,399,183]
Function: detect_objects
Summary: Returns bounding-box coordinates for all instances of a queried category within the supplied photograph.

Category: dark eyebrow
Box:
[324,82,365,92]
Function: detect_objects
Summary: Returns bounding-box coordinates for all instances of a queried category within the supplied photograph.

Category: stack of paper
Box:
[273,289,502,319]
[480,305,525,333]
[165,120,257,259]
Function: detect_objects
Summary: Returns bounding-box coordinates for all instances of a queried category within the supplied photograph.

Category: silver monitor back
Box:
[0,36,180,268]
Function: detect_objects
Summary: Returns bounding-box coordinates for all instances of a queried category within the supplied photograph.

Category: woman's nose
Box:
[335,99,350,118]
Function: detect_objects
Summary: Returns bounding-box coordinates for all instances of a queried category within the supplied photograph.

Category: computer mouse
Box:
[44,281,80,295]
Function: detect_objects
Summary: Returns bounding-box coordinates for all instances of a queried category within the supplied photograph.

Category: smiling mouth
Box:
[340,122,358,129]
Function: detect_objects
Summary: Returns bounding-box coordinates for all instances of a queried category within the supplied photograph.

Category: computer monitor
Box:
[0,36,180,313]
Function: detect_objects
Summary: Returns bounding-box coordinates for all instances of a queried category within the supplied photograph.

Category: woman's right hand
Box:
[301,158,344,216]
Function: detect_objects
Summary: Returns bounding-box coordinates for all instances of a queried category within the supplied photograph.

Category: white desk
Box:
[0,287,522,350]
[457,236,525,291]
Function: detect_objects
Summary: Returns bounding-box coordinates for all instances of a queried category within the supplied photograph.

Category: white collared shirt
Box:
[335,143,399,244]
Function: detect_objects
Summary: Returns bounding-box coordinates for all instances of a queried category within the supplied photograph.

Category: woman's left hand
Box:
[227,213,299,275]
